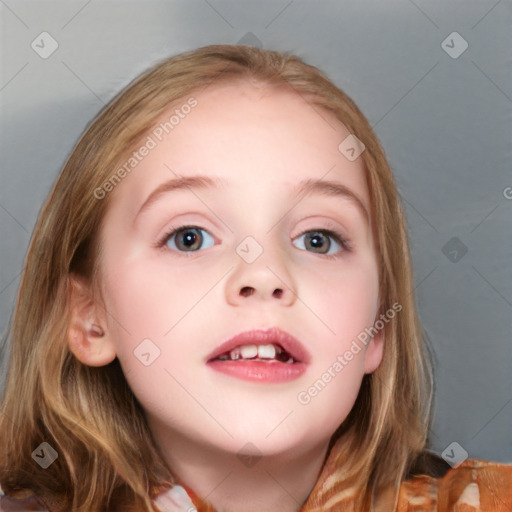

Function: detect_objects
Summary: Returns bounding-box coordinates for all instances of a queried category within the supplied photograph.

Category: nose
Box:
[225,246,297,307]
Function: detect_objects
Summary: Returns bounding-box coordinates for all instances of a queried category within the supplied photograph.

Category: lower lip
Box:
[207,360,307,382]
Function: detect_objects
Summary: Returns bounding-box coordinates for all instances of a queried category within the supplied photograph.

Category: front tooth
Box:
[240,345,258,359]
[258,344,276,359]
[230,347,241,360]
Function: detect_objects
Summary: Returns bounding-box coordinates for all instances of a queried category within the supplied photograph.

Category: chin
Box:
[211,417,330,459]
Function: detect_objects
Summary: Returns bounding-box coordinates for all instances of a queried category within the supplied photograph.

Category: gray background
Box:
[1,0,511,463]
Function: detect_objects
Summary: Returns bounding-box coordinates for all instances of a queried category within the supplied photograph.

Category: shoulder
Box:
[0,491,49,511]
[400,458,512,511]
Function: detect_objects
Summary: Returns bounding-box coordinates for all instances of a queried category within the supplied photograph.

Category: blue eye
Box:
[163,226,214,252]
[292,230,347,255]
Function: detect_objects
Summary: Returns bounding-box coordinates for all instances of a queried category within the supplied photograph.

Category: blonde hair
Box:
[0,44,434,511]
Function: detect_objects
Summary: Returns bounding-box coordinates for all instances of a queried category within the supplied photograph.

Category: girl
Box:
[0,44,510,512]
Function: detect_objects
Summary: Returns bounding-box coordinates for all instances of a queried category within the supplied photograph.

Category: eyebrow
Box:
[294,178,369,224]
[135,175,369,224]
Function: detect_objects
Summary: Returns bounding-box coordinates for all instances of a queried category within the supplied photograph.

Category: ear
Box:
[67,274,117,367]
[363,315,385,375]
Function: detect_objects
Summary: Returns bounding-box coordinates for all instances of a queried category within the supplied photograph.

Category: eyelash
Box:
[295,227,352,259]
[155,223,352,258]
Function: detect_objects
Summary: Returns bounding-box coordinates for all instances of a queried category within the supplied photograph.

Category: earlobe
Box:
[363,328,384,375]
[67,274,117,367]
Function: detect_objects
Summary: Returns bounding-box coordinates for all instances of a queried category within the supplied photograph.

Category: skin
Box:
[69,81,384,512]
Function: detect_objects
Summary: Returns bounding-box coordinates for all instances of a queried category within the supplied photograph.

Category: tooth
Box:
[229,347,241,360]
[258,344,276,359]
[240,345,258,359]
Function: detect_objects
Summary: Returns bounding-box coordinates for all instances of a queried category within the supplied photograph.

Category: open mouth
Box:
[212,343,297,364]
[206,328,309,382]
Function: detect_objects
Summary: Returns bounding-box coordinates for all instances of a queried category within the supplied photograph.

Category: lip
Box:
[206,327,311,383]
[206,327,312,364]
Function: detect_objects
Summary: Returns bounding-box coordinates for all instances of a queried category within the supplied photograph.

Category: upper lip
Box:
[206,327,312,364]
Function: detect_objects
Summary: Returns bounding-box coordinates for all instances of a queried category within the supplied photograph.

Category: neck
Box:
[152,429,330,512]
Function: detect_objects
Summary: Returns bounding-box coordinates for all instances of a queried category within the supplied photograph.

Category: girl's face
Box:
[97,81,383,458]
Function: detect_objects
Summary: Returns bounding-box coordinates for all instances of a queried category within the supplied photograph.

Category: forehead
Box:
[108,81,370,215]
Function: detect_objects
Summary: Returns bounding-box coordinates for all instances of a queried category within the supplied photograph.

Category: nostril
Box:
[272,288,283,299]
[240,286,255,297]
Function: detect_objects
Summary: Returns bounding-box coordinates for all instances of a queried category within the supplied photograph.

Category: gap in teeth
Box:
[219,343,294,363]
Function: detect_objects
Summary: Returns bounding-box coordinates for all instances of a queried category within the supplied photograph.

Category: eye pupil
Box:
[177,228,202,250]
[306,232,329,253]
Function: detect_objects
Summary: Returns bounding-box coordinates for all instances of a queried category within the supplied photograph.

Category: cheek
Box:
[100,251,211,341]
[294,266,379,432]
[98,256,199,412]
[306,257,380,344]
[98,250,220,400]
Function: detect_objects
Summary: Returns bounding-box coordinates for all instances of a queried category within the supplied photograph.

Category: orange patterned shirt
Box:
[163,458,512,512]
[1,458,511,511]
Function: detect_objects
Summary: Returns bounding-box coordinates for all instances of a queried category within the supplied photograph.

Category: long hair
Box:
[0,44,434,511]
